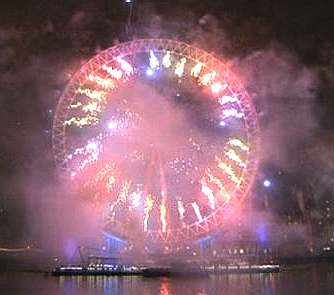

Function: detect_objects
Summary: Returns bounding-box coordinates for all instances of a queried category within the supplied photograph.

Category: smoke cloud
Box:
[0,1,331,265]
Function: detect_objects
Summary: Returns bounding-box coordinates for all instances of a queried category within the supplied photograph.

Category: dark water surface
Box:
[1,264,334,295]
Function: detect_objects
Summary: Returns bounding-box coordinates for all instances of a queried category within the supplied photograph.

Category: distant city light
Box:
[146,68,154,76]
[263,179,271,188]
[219,121,226,127]
[125,0,132,3]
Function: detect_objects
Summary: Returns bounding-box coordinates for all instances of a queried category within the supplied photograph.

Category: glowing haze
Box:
[53,40,258,246]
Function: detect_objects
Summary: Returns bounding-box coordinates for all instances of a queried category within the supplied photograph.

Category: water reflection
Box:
[160,278,171,295]
[55,265,334,295]
[56,272,295,295]
[1,264,334,295]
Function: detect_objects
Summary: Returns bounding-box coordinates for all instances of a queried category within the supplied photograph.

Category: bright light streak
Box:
[175,57,187,78]
[160,201,168,233]
[0,247,41,253]
[149,50,159,69]
[162,51,172,68]
[191,62,203,78]
[201,179,215,209]
[192,202,203,223]
[177,200,185,221]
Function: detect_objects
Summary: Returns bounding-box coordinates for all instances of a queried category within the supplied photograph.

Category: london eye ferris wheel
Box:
[52,39,259,246]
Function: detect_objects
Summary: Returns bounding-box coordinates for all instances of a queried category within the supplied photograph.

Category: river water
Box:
[0,264,334,295]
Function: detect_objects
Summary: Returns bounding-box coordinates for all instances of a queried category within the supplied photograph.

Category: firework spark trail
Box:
[199,71,216,86]
[217,158,242,186]
[218,95,239,105]
[67,140,102,172]
[149,50,159,69]
[191,62,203,78]
[160,201,167,233]
[207,171,231,202]
[211,82,228,94]
[77,87,107,102]
[95,163,117,194]
[228,138,249,151]
[177,200,186,227]
[82,101,101,113]
[175,57,187,78]
[119,180,131,202]
[142,150,156,231]
[159,156,168,233]
[116,57,134,76]
[129,190,142,211]
[162,51,172,68]
[107,179,132,221]
[63,87,109,127]
[102,64,123,80]
[201,178,216,209]
[225,148,247,168]
[78,162,118,204]
[88,74,115,89]
[192,202,203,223]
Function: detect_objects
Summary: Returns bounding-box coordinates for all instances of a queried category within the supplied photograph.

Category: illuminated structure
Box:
[52,39,259,251]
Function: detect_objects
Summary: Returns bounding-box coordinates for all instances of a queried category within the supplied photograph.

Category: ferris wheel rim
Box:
[52,38,260,243]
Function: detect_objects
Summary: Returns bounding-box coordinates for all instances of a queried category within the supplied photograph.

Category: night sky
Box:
[0,0,334,246]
